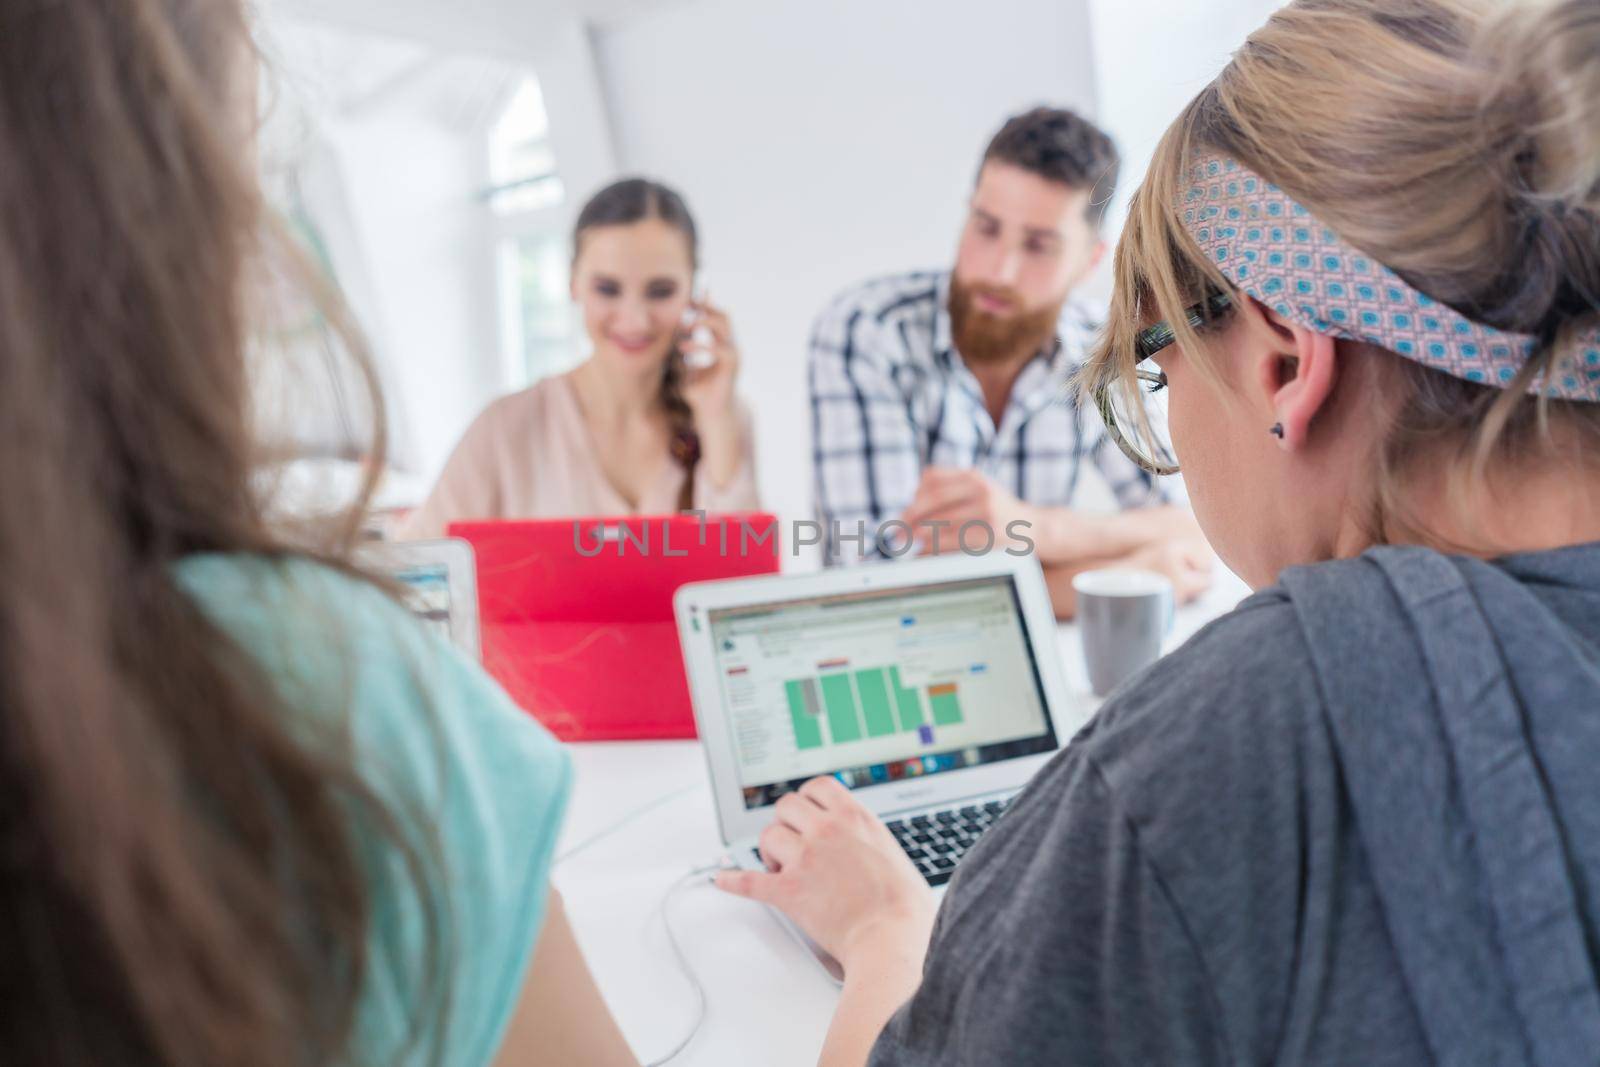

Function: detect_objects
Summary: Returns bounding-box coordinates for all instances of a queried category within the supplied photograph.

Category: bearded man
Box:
[809,108,1211,617]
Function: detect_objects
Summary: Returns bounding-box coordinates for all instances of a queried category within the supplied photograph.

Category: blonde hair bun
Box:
[1484,0,1600,213]
[1479,0,1600,342]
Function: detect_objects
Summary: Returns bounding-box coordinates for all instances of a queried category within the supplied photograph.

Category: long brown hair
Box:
[1081,0,1600,544]
[572,178,703,511]
[0,3,440,1064]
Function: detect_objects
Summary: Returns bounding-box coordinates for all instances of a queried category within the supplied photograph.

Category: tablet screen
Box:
[392,562,454,645]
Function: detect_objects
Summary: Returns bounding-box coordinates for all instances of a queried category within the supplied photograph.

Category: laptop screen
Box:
[392,562,455,646]
[706,574,1059,809]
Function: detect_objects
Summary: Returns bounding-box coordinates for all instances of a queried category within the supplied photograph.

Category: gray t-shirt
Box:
[871,544,1600,1065]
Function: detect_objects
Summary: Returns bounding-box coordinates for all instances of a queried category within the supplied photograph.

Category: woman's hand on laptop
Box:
[715,776,935,976]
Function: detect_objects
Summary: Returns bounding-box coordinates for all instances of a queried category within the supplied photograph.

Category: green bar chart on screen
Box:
[855,668,898,738]
[889,666,924,730]
[711,577,1055,792]
[784,678,825,750]
[928,682,964,725]
[784,665,970,750]
[819,672,863,743]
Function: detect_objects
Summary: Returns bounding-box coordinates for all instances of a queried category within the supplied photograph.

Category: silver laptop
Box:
[363,537,481,659]
[675,552,1076,978]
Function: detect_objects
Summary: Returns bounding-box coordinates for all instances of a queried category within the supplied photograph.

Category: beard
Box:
[947,275,1064,367]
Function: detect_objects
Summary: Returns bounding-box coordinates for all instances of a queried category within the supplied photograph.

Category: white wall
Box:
[255,13,504,483]
[262,0,1289,518]
[1086,0,1284,251]
[324,113,501,477]
[592,0,1100,529]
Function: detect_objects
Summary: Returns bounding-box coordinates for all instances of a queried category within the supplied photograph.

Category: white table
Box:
[553,571,1251,1066]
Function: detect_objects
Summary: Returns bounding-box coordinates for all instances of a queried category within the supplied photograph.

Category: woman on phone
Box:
[401,179,760,539]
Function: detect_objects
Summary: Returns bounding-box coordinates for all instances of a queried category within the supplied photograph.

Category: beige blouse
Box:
[398,372,761,541]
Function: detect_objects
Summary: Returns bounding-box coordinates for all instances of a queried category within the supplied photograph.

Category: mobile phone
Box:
[681,279,716,370]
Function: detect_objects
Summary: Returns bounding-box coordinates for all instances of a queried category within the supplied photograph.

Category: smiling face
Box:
[571,217,695,373]
[948,161,1105,365]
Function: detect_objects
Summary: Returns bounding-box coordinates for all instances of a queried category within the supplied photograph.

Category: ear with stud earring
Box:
[1270,423,1284,439]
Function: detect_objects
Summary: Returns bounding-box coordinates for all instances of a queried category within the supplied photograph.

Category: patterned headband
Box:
[1180,152,1600,402]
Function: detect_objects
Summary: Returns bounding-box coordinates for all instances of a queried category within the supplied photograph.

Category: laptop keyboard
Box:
[751,795,1015,888]
[884,796,1014,887]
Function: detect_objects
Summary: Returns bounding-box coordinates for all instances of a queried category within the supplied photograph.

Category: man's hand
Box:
[1042,534,1217,619]
[1123,537,1215,604]
[898,468,1208,569]
[898,467,1036,555]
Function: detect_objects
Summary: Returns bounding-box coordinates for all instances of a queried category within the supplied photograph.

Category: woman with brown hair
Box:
[400,178,760,539]
[725,1,1600,1063]
[0,2,639,1064]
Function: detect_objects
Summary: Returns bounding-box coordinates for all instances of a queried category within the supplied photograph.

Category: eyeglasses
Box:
[1093,291,1233,477]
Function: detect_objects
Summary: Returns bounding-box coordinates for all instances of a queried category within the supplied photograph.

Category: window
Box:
[487,74,577,389]
[496,232,575,390]
[488,78,564,214]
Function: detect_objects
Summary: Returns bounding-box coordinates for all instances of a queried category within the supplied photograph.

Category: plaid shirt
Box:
[809,270,1167,564]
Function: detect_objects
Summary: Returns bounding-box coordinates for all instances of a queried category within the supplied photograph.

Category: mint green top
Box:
[176,554,571,1066]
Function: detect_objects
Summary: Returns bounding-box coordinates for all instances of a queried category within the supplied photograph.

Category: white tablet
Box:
[362,537,480,659]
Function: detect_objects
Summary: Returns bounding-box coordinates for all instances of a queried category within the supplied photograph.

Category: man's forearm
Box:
[1028,504,1198,565]
[1041,554,1151,620]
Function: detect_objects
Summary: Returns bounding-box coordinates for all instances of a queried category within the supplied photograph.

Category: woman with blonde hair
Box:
[723,1,1600,1063]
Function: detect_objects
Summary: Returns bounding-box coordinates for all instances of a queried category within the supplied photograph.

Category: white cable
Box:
[555,784,699,866]
[550,787,725,1063]
[642,861,729,1067]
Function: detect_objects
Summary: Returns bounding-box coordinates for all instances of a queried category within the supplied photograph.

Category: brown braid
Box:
[571,177,702,512]
[661,352,701,512]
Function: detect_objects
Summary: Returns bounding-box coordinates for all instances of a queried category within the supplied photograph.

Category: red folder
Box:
[449,514,780,741]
